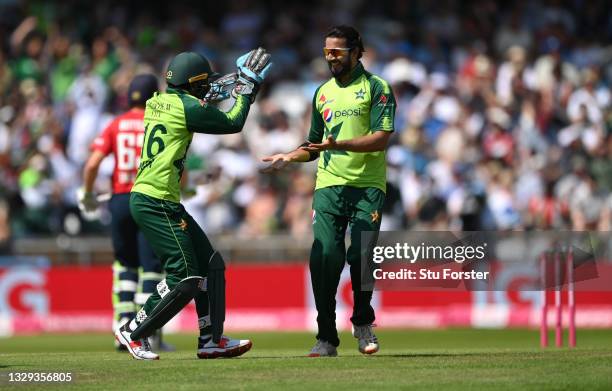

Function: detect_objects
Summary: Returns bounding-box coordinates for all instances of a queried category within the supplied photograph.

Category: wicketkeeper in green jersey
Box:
[263,25,396,357]
[115,49,272,360]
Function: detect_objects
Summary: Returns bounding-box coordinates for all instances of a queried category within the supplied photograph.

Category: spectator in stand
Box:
[0,0,610,237]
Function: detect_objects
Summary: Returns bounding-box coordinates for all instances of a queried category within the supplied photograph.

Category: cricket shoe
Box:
[352,324,379,354]
[114,323,159,360]
[308,340,337,357]
[197,335,252,359]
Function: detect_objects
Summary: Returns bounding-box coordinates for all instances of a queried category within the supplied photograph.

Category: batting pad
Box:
[130,276,205,340]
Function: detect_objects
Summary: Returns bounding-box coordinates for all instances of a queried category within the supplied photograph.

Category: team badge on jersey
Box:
[370,210,380,223]
[323,108,333,122]
[354,88,365,100]
[179,218,188,231]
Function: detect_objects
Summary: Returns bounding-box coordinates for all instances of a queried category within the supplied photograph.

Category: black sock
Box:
[199,326,212,340]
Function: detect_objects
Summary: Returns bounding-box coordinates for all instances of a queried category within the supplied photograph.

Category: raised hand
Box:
[204,72,238,102]
[236,47,272,83]
[233,47,272,102]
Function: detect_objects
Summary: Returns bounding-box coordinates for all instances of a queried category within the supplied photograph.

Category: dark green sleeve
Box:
[307,86,324,143]
[180,94,251,134]
[369,76,396,132]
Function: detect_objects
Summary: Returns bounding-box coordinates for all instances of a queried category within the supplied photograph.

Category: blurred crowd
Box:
[0,0,611,252]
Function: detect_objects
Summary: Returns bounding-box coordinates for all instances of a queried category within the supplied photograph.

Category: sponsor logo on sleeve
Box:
[371,210,380,223]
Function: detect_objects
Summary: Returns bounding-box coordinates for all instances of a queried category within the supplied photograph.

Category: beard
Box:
[327,57,351,78]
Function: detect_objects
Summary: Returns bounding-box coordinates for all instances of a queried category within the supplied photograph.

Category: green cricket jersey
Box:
[308,62,396,193]
[132,88,251,202]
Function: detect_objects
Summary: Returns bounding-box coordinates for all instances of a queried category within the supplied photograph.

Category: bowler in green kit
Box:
[263,25,396,357]
[115,49,272,360]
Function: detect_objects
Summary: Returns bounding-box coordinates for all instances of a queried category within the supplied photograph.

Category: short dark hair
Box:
[325,25,364,59]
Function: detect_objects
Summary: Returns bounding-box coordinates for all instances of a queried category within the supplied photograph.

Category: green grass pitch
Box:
[1,329,611,390]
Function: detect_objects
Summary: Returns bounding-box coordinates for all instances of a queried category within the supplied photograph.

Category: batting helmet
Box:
[166,52,219,87]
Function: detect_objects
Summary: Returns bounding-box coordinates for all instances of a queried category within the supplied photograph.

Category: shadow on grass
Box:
[229,350,550,360]
[193,352,490,360]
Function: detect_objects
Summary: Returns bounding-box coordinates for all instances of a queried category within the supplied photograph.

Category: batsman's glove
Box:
[233,47,272,103]
[77,187,99,213]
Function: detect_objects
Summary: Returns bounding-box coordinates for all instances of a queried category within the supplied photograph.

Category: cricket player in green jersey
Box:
[115,49,272,360]
[263,25,396,357]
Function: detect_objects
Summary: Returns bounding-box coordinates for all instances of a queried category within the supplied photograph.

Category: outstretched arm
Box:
[182,94,253,134]
[182,48,272,134]
[303,130,391,153]
[261,144,313,173]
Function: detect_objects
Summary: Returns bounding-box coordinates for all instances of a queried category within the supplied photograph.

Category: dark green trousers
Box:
[310,186,384,347]
[129,192,211,323]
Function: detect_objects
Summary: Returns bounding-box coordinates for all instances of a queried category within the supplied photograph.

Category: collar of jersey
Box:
[165,87,188,95]
[334,62,365,87]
